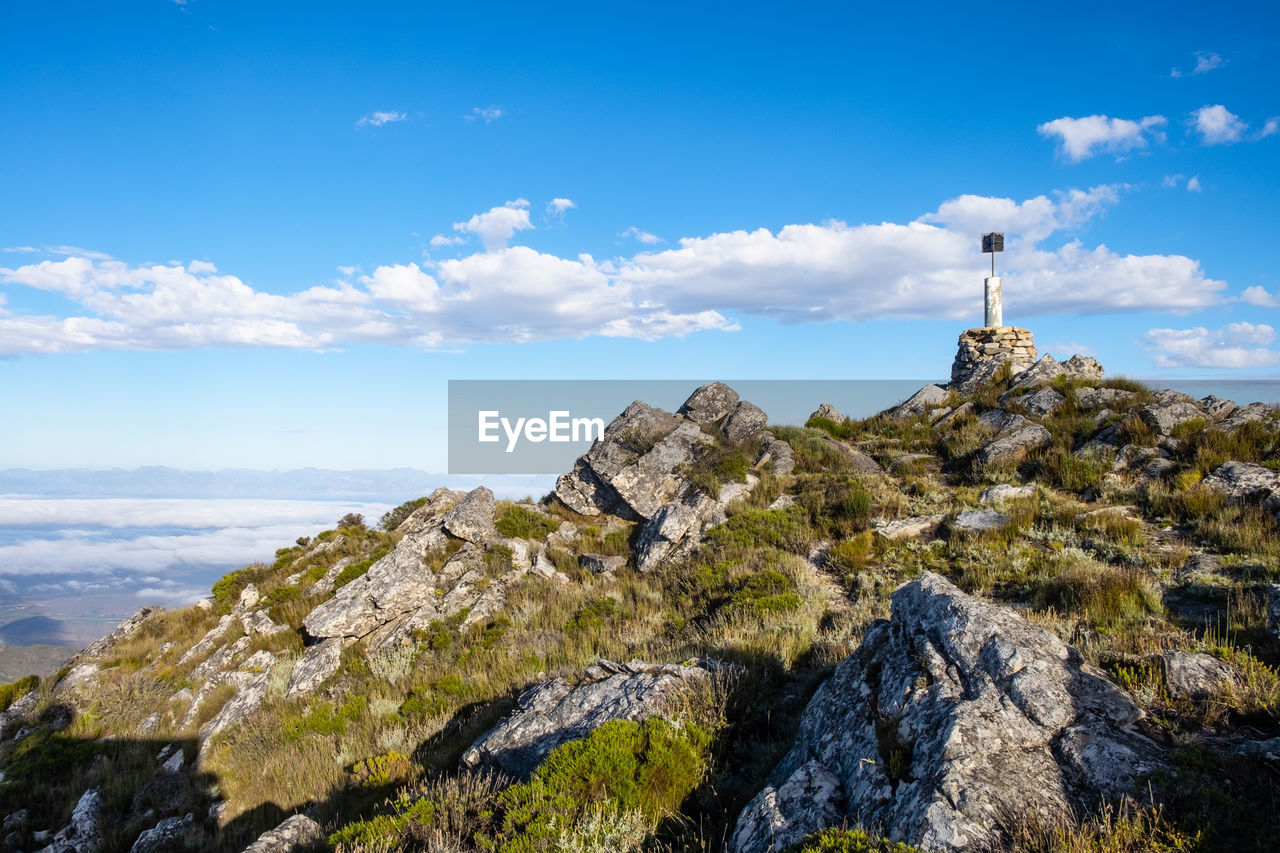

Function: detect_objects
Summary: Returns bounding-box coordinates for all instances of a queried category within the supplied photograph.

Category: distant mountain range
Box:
[0,467,554,501]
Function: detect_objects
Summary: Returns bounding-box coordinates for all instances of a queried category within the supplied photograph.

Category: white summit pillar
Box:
[984,276,1002,328]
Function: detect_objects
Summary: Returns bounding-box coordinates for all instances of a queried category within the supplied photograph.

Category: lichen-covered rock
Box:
[678,382,740,425]
[808,402,847,425]
[285,638,344,700]
[1073,387,1135,409]
[578,553,626,574]
[722,400,768,442]
[129,813,192,853]
[461,659,709,778]
[178,615,235,667]
[1212,402,1276,433]
[1022,386,1066,417]
[731,573,1161,853]
[873,514,945,542]
[240,814,324,853]
[758,431,796,476]
[554,401,684,517]
[979,484,1035,504]
[1007,353,1103,393]
[1162,652,1240,701]
[634,491,715,573]
[1139,401,1205,435]
[952,508,1008,532]
[200,668,272,743]
[1197,395,1237,422]
[1202,461,1280,509]
[973,412,1051,474]
[440,486,496,543]
[37,788,103,853]
[890,385,949,419]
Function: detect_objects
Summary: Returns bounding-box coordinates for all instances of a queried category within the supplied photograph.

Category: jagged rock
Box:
[817,435,883,475]
[137,713,161,736]
[808,402,847,425]
[37,788,103,853]
[286,638,344,700]
[200,669,271,742]
[1162,652,1240,701]
[1198,396,1237,421]
[579,553,626,574]
[937,401,977,427]
[952,357,1018,395]
[441,487,496,543]
[161,748,184,774]
[529,553,570,584]
[554,401,684,517]
[952,508,1008,532]
[179,670,253,731]
[78,607,163,661]
[731,573,1162,853]
[129,814,193,853]
[0,690,39,741]
[1212,402,1275,433]
[1073,387,1135,409]
[242,610,288,637]
[1007,354,1103,392]
[973,412,1051,474]
[1153,388,1198,406]
[1022,386,1066,417]
[236,584,262,611]
[890,385,949,419]
[461,659,709,778]
[397,487,467,536]
[240,814,324,853]
[178,615,235,666]
[57,663,100,694]
[927,406,953,423]
[722,401,769,442]
[979,484,1035,504]
[634,492,714,573]
[679,382,740,425]
[1139,401,1205,435]
[192,636,252,680]
[1202,461,1280,508]
[873,514,945,542]
[769,494,796,510]
[758,431,796,476]
[1137,457,1176,482]
[306,557,353,597]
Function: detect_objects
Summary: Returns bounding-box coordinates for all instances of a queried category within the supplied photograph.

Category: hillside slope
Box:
[2,366,1279,853]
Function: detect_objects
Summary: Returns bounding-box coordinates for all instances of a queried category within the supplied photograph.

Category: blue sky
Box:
[2,0,1278,471]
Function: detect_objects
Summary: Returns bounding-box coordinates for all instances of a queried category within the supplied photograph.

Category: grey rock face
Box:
[1005,354,1061,391]
[554,401,684,517]
[974,412,1052,474]
[1073,387,1135,409]
[178,616,236,667]
[129,814,193,853]
[679,382,740,425]
[634,492,715,573]
[937,401,978,427]
[808,402,847,425]
[1139,401,1205,435]
[1198,396,1237,422]
[952,508,1009,532]
[441,487,497,543]
[240,814,324,853]
[1023,387,1066,417]
[579,553,627,574]
[722,401,769,442]
[285,638,344,700]
[1212,402,1276,433]
[79,607,163,661]
[37,788,103,853]
[200,667,272,742]
[890,385,949,419]
[979,484,1035,504]
[1162,652,1240,701]
[952,357,1020,396]
[1202,461,1280,508]
[873,514,945,541]
[759,432,796,476]
[1062,354,1104,379]
[731,573,1160,853]
[461,659,709,778]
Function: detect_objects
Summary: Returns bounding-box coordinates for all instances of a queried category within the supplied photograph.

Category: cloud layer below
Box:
[0,187,1227,355]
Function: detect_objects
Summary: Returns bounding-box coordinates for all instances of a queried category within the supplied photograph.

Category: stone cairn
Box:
[951,326,1037,386]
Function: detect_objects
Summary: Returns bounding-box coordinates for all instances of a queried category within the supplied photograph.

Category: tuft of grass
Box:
[495,504,560,540]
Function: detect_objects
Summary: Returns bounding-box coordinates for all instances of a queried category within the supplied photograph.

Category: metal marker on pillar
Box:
[981,232,1004,328]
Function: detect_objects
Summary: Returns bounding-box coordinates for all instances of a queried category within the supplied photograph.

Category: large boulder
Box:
[1161,652,1240,701]
[633,478,756,573]
[722,400,769,442]
[731,573,1161,853]
[1139,401,1205,436]
[1212,402,1276,433]
[679,382,740,425]
[440,487,496,543]
[240,814,324,853]
[1201,461,1280,509]
[1007,353,1104,392]
[889,385,949,419]
[973,411,1051,475]
[37,788,103,853]
[461,659,709,778]
[808,402,847,425]
[285,638,344,700]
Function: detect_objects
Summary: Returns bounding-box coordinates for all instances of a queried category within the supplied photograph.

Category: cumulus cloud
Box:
[0,188,1228,355]
[1171,51,1225,78]
[1037,114,1166,162]
[1258,117,1279,140]
[1191,105,1247,145]
[1186,175,1202,192]
[547,198,576,215]
[356,110,408,128]
[468,105,503,123]
[453,199,534,251]
[1144,322,1280,368]
[1241,286,1279,307]
[622,226,662,245]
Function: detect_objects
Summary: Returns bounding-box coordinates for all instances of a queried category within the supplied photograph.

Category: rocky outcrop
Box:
[731,573,1161,853]
[889,385,948,420]
[441,487,497,543]
[808,402,847,425]
[129,814,192,853]
[77,607,163,662]
[679,382,740,425]
[240,814,324,853]
[37,788,103,853]
[973,411,1052,475]
[1139,400,1205,435]
[1202,461,1280,509]
[633,478,755,573]
[1162,652,1240,701]
[1006,353,1103,392]
[285,638,344,700]
[461,659,709,778]
[723,401,769,442]
[1212,402,1276,433]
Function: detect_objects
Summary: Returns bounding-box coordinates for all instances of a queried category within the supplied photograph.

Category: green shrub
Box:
[350,750,413,788]
[211,564,265,605]
[706,506,814,555]
[0,675,38,713]
[496,504,560,539]
[380,497,428,531]
[284,696,368,740]
[728,569,802,616]
[334,558,374,589]
[565,597,619,633]
[785,827,923,852]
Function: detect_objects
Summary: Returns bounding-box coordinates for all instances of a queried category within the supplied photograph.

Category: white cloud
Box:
[1172,51,1225,78]
[452,199,533,251]
[430,234,466,247]
[1161,174,1184,188]
[622,226,662,245]
[1037,114,1166,162]
[468,105,503,123]
[0,188,1228,355]
[1144,322,1280,368]
[1241,286,1279,307]
[3,246,37,253]
[1258,117,1279,140]
[1191,105,1247,145]
[547,198,576,216]
[356,110,408,128]
[1186,175,1202,193]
